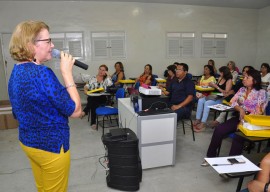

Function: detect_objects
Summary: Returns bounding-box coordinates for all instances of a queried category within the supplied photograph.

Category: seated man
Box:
[167,63,195,120]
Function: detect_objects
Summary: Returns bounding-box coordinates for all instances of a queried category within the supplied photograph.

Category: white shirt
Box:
[261,73,270,83]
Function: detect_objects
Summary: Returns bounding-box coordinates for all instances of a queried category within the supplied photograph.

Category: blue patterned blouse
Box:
[8,62,75,153]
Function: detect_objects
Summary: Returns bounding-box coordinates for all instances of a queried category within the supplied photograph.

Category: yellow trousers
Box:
[20,142,70,192]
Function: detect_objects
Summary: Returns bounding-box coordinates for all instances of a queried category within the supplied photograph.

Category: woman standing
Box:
[81,64,113,129]
[193,66,232,132]
[8,21,82,191]
[201,69,267,166]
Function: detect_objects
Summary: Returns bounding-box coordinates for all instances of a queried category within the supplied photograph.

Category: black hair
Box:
[204,64,215,77]
[242,66,254,73]
[145,64,152,75]
[219,66,232,80]
[261,63,270,73]
[246,69,262,90]
[167,65,176,75]
[178,63,189,72]
[115,61,124,72]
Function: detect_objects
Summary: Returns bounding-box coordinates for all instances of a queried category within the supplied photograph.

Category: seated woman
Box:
[159,64,177,95]
[266,84,270,115]
[207,59,218,77]
[260,63,270,86]
[208,66,254,128]
[196,65,216,98]
[193,66,233,132]
[81,64,113,130]
[227,60,239,83]
[111,61,125,88]
[201,69,267,166]
[133,64,153,90]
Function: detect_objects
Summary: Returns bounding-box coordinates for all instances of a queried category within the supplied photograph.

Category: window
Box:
[91,32,126,60]
[50,32,84,59]
[166,32,195,58]
[201,33,227,58]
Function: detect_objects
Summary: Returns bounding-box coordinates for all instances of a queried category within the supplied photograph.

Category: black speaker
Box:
[102,128,142,191]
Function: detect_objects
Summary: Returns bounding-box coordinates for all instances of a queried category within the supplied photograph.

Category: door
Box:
[1,33,17,99]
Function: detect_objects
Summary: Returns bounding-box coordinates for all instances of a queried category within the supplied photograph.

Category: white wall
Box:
[256,6,270,65]
[0,1,264,99]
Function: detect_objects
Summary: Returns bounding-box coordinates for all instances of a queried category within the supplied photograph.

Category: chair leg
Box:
[182,120,185,135]
[257,141,262,153]
[102,116,105,136]
[109,116,113,124]
[96,116,99,130]
[236,177,244,192]
[116,117,119,127]
[189,118,195,141]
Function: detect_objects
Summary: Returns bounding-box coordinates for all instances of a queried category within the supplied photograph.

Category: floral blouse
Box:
[230,87,268,115]
[85,75,113,91]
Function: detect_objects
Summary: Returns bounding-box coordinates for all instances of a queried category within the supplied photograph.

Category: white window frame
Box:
[201,33,228,58]
[50,32,84,60]
[91,31,126,60]
[166,32,195,59]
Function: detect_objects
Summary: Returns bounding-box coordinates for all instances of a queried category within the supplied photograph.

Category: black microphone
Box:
[51,49,88,70]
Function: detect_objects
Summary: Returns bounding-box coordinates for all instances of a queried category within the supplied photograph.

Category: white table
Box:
[118,98,177,169]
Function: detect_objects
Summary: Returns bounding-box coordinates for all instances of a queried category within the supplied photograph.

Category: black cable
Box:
[145,101,168,111]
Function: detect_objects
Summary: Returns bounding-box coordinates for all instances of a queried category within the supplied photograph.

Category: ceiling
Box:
[59,0,270,9]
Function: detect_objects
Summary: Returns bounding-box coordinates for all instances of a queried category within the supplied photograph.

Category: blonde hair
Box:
[9,20,49,62]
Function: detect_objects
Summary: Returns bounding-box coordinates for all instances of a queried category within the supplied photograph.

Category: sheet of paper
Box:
[155,78,165,81]
[205,155,261,174]
[208,104,233,111]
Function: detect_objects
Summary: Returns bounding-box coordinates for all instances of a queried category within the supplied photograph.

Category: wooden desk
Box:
[119,79,136,90]
[155,78,166,83]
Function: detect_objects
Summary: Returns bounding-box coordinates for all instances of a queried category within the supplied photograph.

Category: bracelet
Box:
[264,182,269,192]
[66,83,76,89]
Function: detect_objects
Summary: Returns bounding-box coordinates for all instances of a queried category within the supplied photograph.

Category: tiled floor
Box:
[0,111,261,192]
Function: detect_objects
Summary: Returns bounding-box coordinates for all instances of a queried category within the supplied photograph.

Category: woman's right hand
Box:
[239,108,246,121]
[60,51,75,77]
[208,82,215,88]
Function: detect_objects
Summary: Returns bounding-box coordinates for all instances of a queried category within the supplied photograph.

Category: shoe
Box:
[91,124,97,130]
[80,111,86,119]
[194,123,206,133]
[201,160,209,167]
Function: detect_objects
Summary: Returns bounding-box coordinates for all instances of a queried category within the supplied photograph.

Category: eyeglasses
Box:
[35,38,52,44]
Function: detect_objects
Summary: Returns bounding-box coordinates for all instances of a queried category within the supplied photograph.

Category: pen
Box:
[212,164,232,166]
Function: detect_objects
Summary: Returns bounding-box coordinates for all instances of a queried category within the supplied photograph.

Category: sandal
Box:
[193,119,201,126]
[91,124,97,130]
[201,160,209,167]
[194,123,206,133]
